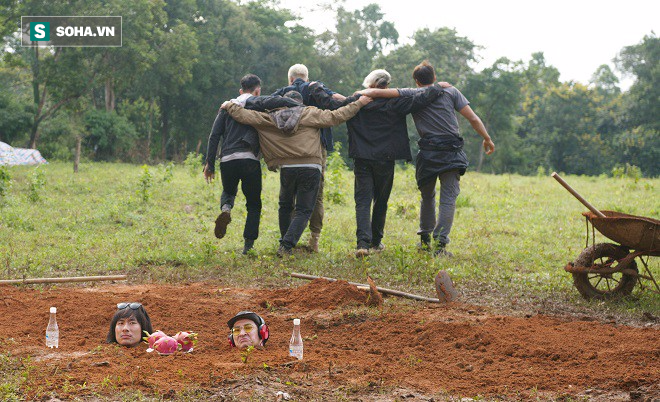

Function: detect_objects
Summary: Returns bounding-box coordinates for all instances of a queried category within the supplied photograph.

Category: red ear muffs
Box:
[228,320,269,348]
[259,323,269,346]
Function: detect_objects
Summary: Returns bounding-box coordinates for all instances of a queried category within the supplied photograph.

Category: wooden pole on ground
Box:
[290,272,440,303]
[551,172,606,218]
[0,275,127,285]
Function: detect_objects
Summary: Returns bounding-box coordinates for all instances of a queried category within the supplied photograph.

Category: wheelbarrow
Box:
[552,173,659,299]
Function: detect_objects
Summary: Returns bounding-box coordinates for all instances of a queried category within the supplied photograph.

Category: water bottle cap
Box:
[293,318,300,325]
[50,307,57,313]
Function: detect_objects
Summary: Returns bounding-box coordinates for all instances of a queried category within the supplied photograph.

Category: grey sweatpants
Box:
[417,169,461,245]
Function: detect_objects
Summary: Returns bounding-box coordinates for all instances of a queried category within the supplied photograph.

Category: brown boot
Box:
[308,232,320,253]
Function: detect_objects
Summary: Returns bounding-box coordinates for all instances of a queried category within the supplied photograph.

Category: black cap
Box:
[227,311,264,329]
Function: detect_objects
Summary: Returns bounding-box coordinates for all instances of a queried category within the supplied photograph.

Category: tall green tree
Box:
[317,3,398,94]
[614,34,659,176]
[463,58,523,172]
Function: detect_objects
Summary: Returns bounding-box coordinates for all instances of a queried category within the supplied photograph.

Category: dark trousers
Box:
[279,167,321,249]
[219,159,262,241]
[353,158,395,249]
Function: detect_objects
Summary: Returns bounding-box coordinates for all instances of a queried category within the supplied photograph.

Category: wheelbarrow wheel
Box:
[572,243,638,300]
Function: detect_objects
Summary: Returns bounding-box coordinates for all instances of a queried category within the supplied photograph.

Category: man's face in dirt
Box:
[115,315,142,347]
[231,318,261,349]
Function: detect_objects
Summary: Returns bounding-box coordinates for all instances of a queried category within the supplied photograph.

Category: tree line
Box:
[1,1,657,176]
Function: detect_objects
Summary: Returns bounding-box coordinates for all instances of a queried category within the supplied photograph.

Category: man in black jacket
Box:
[311,69,446,257]
[204,74,298,254]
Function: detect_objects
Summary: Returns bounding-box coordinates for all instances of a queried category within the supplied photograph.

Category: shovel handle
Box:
[551,172,605,218]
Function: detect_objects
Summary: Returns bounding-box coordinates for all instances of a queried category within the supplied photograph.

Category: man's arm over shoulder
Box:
[309,82,355,110]
[394,83,444,114]
[246,95,300,112]
[223,102,275,129]
[303,97,372,128]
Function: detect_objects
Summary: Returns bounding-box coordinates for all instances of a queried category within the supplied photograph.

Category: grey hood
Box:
[268,106,305,135]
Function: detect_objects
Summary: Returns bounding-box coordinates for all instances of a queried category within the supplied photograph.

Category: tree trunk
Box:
[29,47,41,149]
[74,136,81,173]
[146,99,153,163]
[161,98,170,160]
[477,146,484,172]
[105,78,115,112]
[28,124,40,150]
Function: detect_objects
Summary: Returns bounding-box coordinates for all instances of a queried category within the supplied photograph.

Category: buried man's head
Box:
[227,311,269,349]
[106,302,153,347]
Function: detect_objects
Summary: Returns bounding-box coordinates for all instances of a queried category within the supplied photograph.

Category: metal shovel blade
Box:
[435,270,458,303]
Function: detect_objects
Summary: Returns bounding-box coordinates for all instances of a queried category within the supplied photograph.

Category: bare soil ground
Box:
[1,279,659,401]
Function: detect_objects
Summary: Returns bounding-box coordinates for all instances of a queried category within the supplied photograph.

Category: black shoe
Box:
[419,234,431,251]
[242,239,255,255]
[277,245,292,258]
[214,211,231,239]
[434,242,454,258]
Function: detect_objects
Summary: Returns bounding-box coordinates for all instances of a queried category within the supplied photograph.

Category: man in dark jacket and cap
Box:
[311,69,446,257]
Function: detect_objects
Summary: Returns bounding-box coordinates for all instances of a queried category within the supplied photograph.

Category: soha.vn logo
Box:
[30,22,50,41]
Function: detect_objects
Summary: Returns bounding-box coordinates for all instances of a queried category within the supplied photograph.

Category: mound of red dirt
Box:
[0,280,658,400]
[261,278,368,311]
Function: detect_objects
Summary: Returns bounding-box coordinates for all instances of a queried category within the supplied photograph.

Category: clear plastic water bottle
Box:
[46,306,59,348]
[288,318,303,360]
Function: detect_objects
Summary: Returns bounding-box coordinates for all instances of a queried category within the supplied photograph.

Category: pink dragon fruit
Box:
[143,330,167,349]
[173,331,198,353]
[153,335,178,355]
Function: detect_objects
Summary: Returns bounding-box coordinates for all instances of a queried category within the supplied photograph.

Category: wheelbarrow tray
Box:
[583,210,660,253]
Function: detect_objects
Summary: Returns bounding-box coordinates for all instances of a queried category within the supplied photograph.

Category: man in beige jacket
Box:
[222,87,372,256]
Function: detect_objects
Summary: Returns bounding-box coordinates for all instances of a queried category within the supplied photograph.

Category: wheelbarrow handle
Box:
[551,172,606,218]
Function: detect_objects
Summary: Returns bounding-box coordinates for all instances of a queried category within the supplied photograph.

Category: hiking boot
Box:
[308,232,320,253]
[214,211,231,239]
[370,243,385,253]
[434,242,454,258]
[355,248,370,258]
[242,239,255,255]
[418,234,432,251]
[277,245,293,258]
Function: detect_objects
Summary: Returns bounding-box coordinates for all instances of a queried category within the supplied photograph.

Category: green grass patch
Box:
[0,162,658,315]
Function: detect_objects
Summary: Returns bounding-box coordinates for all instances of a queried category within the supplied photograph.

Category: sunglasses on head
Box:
[117,302,142,310]
[231,324,255,336]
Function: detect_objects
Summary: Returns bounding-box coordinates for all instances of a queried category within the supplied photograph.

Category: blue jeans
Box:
[278,167,321,249]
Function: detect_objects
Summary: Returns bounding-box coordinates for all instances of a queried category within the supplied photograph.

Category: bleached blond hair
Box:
[362,69,391,88]
[287,64,309,81]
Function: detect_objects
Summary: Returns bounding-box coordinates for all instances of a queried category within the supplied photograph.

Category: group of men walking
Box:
[204,62,494,258]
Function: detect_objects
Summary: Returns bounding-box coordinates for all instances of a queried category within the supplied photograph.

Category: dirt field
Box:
[1,279,659,401]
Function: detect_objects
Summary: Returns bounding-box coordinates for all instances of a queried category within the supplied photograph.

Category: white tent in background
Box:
[0,142,48,166]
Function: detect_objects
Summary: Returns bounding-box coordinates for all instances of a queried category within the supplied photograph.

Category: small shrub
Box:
[159,162,175,183]
[536,166,546,177]
[27,167,46,203]
[612,163,642,181]
[0,165,11,201]
[324,146,348,205]
[137,165,152,203]
[184,152,203,177]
